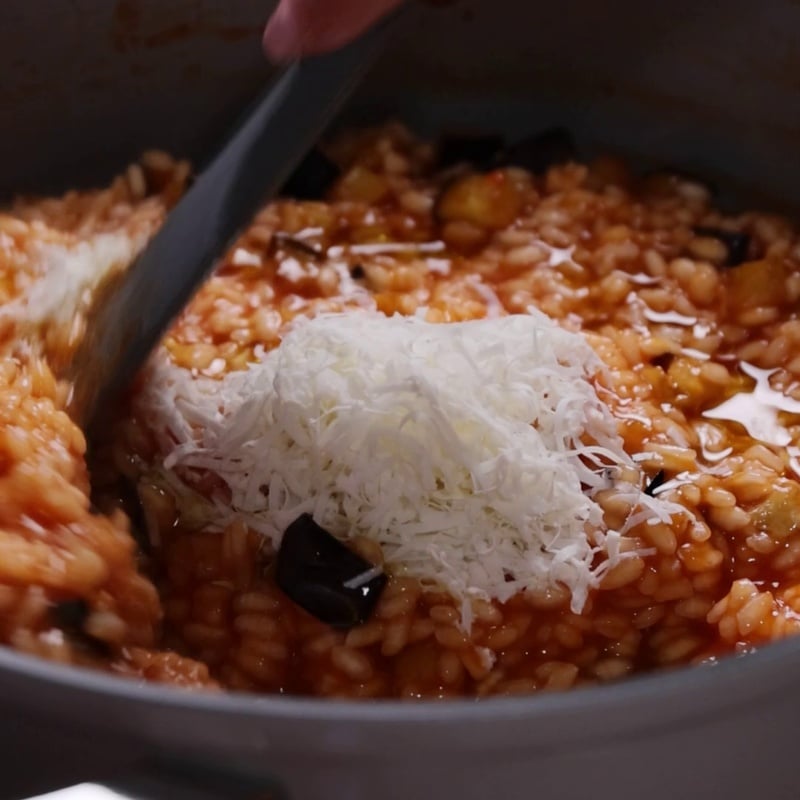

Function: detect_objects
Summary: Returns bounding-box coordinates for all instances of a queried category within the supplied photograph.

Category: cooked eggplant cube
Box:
[498,127,578,174]
[51,599,90,630]
[435,171,525,230]
[349,263,366,280]
[644,470,666,497]
[282,148,340,200]
[273,233,323,259]
[692,227,751,267]
[643,170,717,200]
[276,514,387,629]
[438,134,505,169]
[50,599,111,656]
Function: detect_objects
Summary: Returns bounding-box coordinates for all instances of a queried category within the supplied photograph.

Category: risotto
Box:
[2,124,800,698]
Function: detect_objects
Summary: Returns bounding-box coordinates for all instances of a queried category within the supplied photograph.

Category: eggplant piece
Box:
[51,599,90,630]
[50,599,112,656]
[497,127,578,174]
[435,172,525,230]
[727,258,791,310]
[276,514,387,629]
[438,134,505,170]
[349,263,366,280]
[334,165,390,203]
[642,169,717,200]
[281,148,340,200]
[644,470,666,497]
[692,227,751,268]
[273,232,323,259]
[651,353,675,371]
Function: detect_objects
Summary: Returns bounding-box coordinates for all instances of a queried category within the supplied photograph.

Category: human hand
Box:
[263,0,405,62]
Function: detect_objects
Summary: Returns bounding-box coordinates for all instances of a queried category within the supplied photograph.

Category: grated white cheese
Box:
[465,275,504,318]
[544,243,578,268]
[276,256,313,283]
[3,231,147,331]
[426,258,451,276]
[138,310,678,624]
[327,241,445,259]
[231,247,262,267]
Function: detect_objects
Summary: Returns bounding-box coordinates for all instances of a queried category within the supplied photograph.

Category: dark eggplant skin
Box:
[349,263,366,280]
[282,148,340,200]
[438,134,505,170]
[50,599,112,656]
[692,227,751,267]
[51,599,91,630]
[644,470,666,497]
[496,127,578,175]
[276,514,387,630]
[273,232,324,259]
[437,128,578,175]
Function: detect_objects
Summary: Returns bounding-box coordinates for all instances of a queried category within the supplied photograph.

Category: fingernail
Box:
[263,3,302,62]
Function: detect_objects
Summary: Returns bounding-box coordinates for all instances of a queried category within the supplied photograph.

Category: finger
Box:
[263,0,404,62]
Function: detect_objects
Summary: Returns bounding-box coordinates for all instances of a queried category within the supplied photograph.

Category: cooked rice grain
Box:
[3,125,800,698]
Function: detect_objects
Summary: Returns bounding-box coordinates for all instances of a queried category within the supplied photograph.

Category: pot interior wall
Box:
[2,0,800,211]
[2,5,800,797]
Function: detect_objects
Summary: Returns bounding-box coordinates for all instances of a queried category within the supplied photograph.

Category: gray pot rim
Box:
[2,631,798,729]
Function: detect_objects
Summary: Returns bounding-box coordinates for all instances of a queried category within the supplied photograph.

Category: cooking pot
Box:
[2,1,800,798]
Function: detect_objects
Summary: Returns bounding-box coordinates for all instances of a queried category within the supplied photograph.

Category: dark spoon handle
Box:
[67,16,397,425]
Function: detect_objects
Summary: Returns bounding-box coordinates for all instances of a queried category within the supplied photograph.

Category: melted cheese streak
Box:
[140,310,675,625]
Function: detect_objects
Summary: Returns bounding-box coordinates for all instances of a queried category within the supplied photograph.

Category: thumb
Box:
[263,0,405,62]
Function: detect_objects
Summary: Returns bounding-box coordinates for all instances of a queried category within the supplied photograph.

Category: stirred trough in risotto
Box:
[2,124,800,698]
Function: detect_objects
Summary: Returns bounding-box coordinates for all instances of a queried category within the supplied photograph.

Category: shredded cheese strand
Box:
[138,310,677,625]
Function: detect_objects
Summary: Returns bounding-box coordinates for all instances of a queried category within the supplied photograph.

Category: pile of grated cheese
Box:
[22,233,145,327]
[138,310,676,626]
[1,212,162,352]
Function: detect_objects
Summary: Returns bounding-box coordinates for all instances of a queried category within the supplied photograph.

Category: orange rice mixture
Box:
[3,124,800,698]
